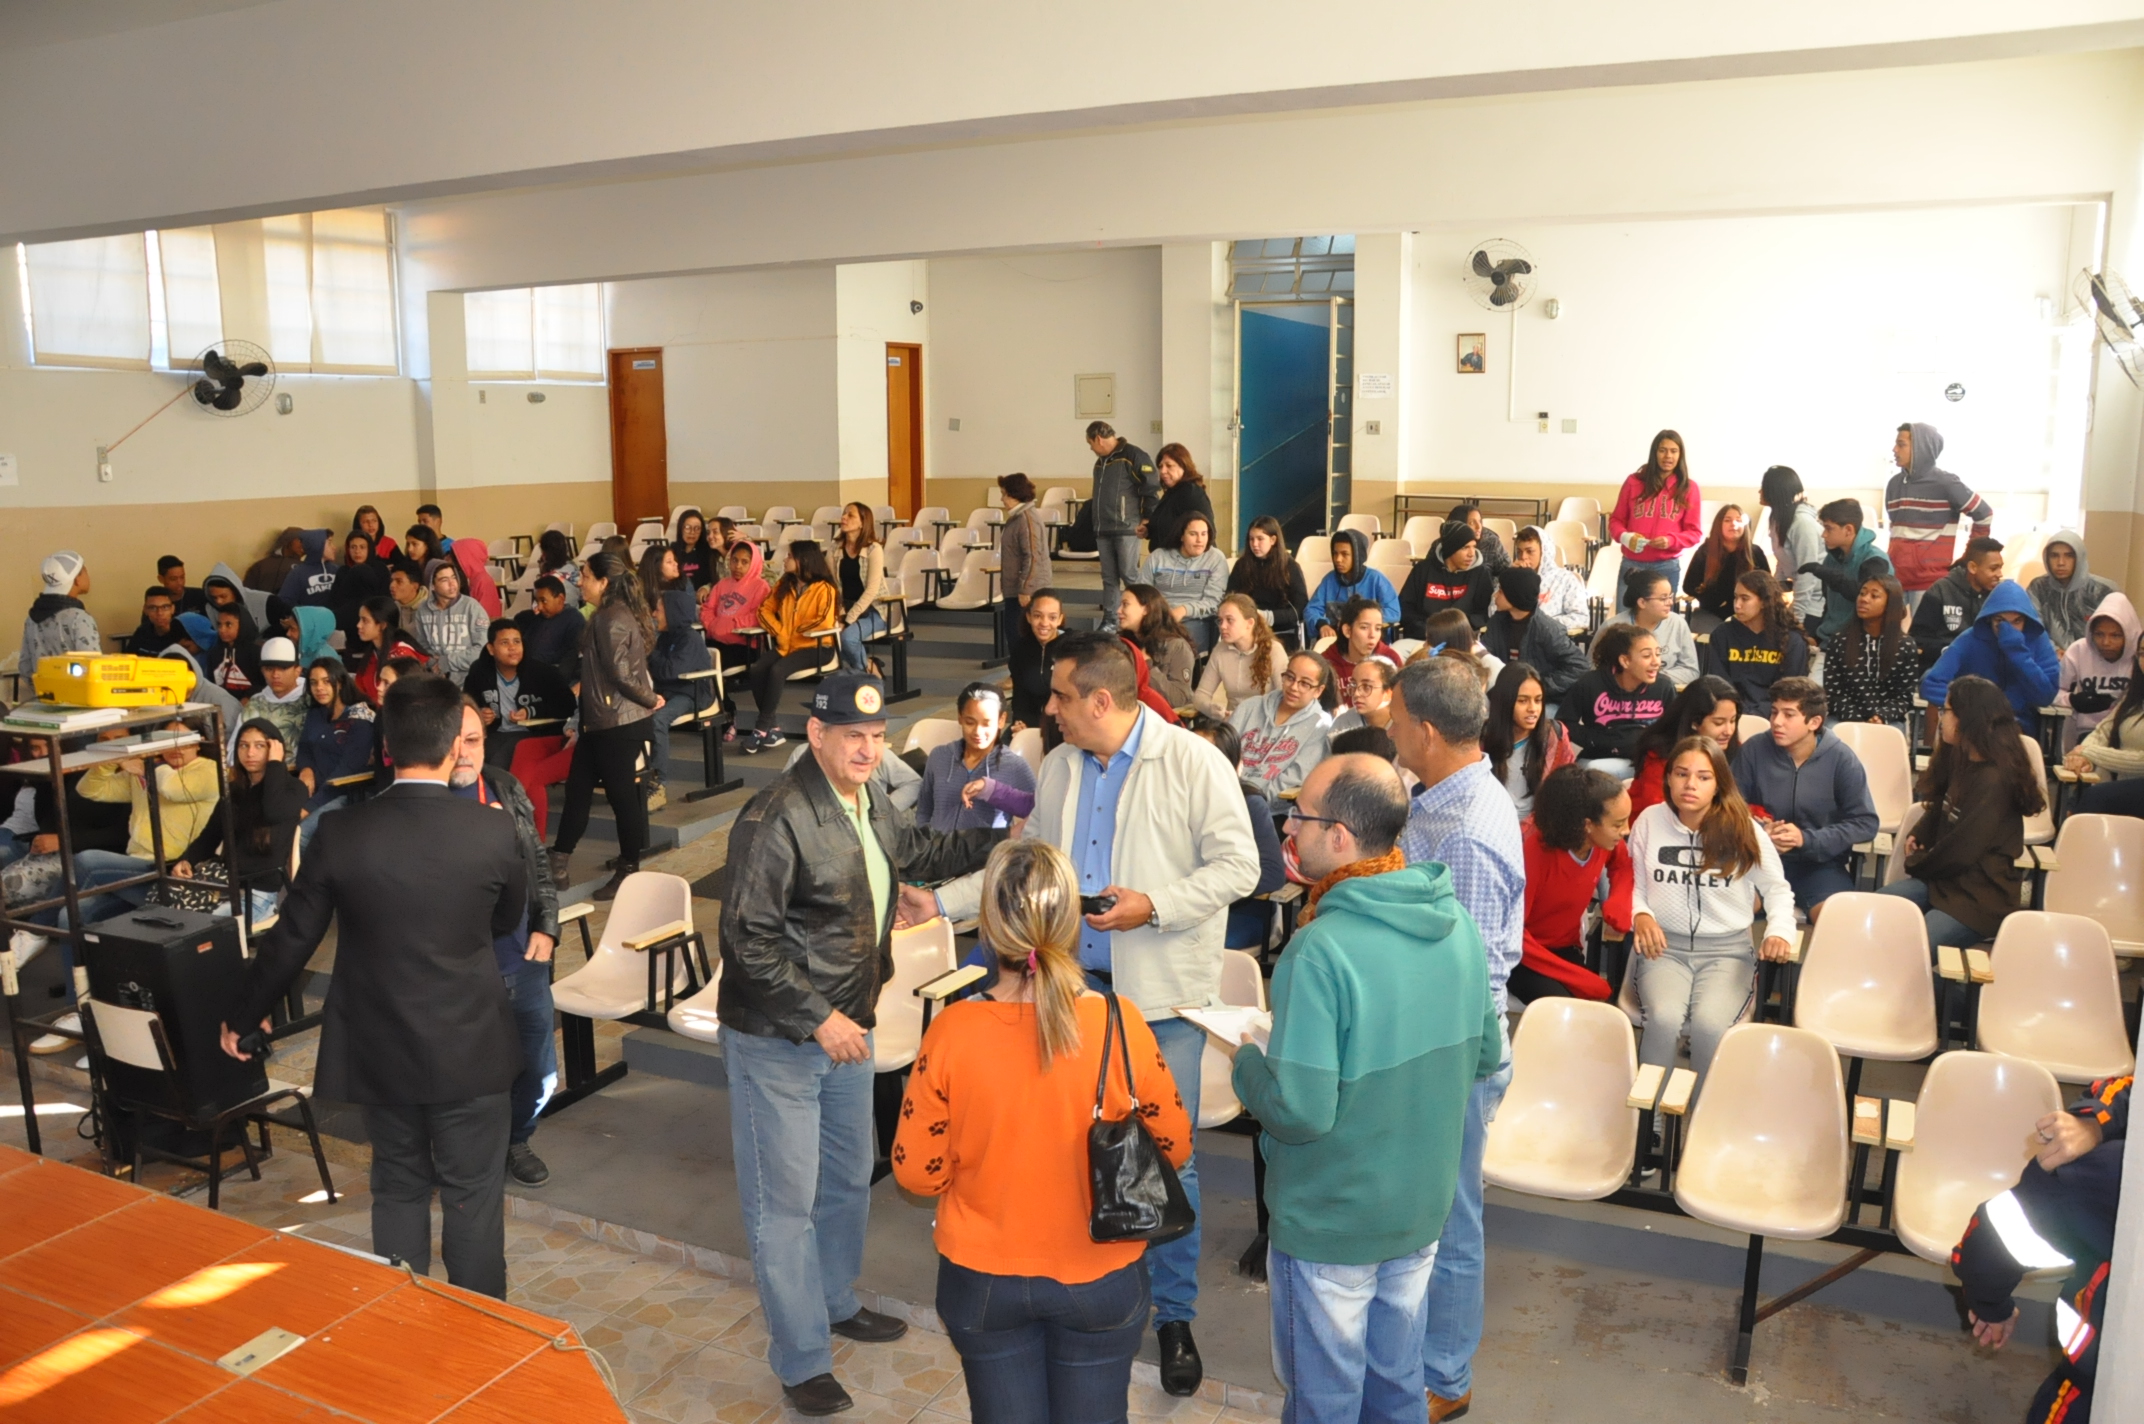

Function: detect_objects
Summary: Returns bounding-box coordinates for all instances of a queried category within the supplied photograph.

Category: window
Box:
[156,226,223,362]
[464,284,603,379]
[262,213,314,367]
[23,233,150,367]
[309,208,397,371]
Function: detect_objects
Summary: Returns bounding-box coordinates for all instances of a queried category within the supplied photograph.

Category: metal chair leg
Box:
[1731,1235,1764,1386]
[294,1095,337,1203]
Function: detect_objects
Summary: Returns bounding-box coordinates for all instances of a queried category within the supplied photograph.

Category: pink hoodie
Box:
[453,540,503,619]
[701,540,768,646]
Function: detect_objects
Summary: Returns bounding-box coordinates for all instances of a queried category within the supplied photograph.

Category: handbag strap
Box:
[1090,990,1142,1121]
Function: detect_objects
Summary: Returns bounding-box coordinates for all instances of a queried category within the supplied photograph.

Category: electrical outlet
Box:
[1562,418,1578,434]
[1536,412,1550,435]
[478,390,487,404]
[947,417,961,432]
[96,445,113,483]
[1150,420,1164,435]
[1364,420,1382,435]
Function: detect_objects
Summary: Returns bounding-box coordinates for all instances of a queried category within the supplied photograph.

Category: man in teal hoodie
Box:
[1797,498,1893,642]
[1232,753,1502,1424]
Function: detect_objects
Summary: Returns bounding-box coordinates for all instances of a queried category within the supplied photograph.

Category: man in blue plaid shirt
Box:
[1390,658,1524,1422]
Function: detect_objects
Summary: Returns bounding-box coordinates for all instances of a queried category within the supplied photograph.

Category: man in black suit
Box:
[223,672,529,1297]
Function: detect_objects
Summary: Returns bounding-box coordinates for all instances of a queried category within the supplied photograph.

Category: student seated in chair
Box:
[514,575,585,686]
[739,540,839,754]
[1919,580,2061,739]
[1514,765,1631,1002]
[465,619,575,767]
[1731,677,1877,922]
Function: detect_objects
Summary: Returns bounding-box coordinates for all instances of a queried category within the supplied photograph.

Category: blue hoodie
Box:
[1919,580,2062,732]
[277,530,339,608]
[1303,529,1400,635]
[1805,525,1893,642]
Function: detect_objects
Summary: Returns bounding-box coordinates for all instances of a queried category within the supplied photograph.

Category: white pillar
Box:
[1160,241,1233,543]
[1351,231,1412,527]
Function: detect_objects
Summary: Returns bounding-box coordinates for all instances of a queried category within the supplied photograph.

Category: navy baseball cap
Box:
[810,672,889,725]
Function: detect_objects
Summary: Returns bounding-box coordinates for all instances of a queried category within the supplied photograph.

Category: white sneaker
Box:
[27,1011,79,1056]
[7,930,49,968]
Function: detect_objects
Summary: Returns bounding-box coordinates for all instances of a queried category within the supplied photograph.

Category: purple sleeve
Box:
[975,777,1036,818]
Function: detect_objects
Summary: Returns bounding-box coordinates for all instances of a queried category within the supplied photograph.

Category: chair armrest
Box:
[917,964,988,1002]
[679,667,723,681]
[558,902,596,924]
[1625,1063,1666,1110]
[1937,944,1966,981]
[1965,947,1994,984]
[2040,704,2071,719]
[1257,883,1304,904]
[327,772,374,787]
[622,919,693,951]
[1659,1068,1698,1116]
[1885,1100,1917,1151]
[1853,1096,1883,1146]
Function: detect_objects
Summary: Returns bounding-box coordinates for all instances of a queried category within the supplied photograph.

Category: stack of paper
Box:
[2,704,124,733]
[1177,1005,1272,1053]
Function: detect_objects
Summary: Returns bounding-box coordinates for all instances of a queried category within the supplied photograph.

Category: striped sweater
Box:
[1884,423,1994,591]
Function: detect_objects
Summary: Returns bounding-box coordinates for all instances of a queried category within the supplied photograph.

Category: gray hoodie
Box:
[1769,500,1828,631]
[2027,528,2118,651]
[1229,690,1334,799]
[19,595,101,672]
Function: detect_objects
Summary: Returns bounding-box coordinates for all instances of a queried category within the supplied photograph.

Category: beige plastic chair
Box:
[1834,722,1911,838]
[551,872,698,1020]
[2044,813,2144,953]
[1338,512,1381,537]
[1010,726,1044,770]
[809,505,844,527]
[873,918,958,1073]
[2019,736,2055,847]
[2012,557,2046,592]
[762,505,800,528]
[1884,803,1924,887]
[1399,515,1440,559]
[716,505,749,522]
[899,547,940,607]
[904,718,962,756]
[914,505,951,529]
[1676,1023,1849,1239]
[1893,1050,2062,1264]
[1584,545,1623,606]
[1978,911,2134,1082]
[938,549,1001,611]
[1737,713,1771,747]
[1194,949,1267,1130]
[1793,891,1937,1061]
[1484,999,1639,1201]
[939,527,981,565]
[1483,517,1518,544]
[1544,519,1590,571]
[1297,557,1333,599]
[1368,539,1415,580]
[665,956,726,1044]
[1557,496,1603,530]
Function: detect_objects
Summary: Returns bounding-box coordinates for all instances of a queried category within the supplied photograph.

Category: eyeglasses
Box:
[1280,674,1324,691]
[1284,806,1346,830]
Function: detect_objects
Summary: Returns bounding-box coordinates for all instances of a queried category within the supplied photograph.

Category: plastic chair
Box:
[2019,735,2055,848]
[629,520,667,561]
[1483,517,1518,544]
[2043,814,2144,953]
[1041,487,1076,512]
[1584,544,1623,606]
[899,548,940,607]
[874,918,958,1073]
[873,504,898,528]
[1399,515,1440,559]
[1483,999,1640,1201]
[585,520,619,545]
[1338,513,1381,538]
[1544,519,1591,571]
[1893,1051,2062,1264]
[938,527,981,565]
[904,718,961,756]
[1737,713,1771,747]
[551,872,699,1020]
[1368,538,1415,580]
[763,505,800,527]
[1297,558,1333,602]
[1794,891,1937,1061]
[914,505,951,532]
[937,550,1000,611]
[1834,722,1911,838]
[965,507,1004,532]
[1011,726,1044,769]
[809,505,844,527]
[1195,949,1268,1129]
[665,957,726,1044]
[716,505,749,522]
[1556,496,1603,530]
[1978,911,2135,1081]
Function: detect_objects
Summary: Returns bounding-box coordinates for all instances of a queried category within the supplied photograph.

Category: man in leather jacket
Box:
[716,671,1001,1416]
[1087,419,1157,635]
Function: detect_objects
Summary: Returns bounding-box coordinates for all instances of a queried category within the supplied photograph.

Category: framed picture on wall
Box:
[1457,334,1486,374]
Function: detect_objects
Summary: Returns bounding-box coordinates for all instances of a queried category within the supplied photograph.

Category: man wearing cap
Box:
[21,551,100,672]
[242,638,310,764]
[1479,567,1591,699]
[717,671,1004,1418]
[1398,522,1494,639]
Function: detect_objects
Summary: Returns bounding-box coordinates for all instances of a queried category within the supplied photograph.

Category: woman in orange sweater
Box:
[895,841,1192,1423]
[740,539,840,753]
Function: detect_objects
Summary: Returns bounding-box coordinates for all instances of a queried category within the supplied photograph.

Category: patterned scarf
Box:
[1300,846,1407,924]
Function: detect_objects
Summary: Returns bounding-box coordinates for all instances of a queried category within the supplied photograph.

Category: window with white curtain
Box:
[261,213,314,368]
[464,284,603,379]
[157,226,222,361]
[310,208,397,371]
[23,233,150,367]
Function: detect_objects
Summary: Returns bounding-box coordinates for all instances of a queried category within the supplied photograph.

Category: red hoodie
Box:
[701,541,769,646]
[1520,820,1631,1000]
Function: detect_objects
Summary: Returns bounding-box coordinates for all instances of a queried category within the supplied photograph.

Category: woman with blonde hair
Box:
[1192,592,1280,721]
[896,840,1191,1424]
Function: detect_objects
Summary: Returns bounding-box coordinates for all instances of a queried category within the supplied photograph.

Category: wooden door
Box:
[608,347,668,529]
[886,342,923,517]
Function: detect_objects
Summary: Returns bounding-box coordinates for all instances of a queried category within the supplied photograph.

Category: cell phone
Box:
[1080,893,1118,917]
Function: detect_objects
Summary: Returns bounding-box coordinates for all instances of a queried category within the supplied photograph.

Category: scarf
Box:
[1299,846,1407,924]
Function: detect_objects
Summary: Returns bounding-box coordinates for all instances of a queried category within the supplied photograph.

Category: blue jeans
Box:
[1183,617,1217,657]
[937,1255,1149,1424]
[1097,535,1143,633]
[0,828,24,870]
[211,889,282,923]
[298,796,347,853]
[1781,857,1857,914]
[838,609,887,672]
[1143,1012,1204,1325]
[504,958,558,1144]
[1420,1032,1511,1401]
[60,849,155,927]
[1272,1241,1439,1424]
[1879,877,1984,948]
[648,682,701,780]
[724,1027,876,1386]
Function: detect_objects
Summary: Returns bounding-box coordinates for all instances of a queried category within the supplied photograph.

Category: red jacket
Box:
[1520,820,1631,1000]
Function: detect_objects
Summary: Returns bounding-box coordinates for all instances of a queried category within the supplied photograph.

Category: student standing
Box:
[1758,466,1829,636]
[997,473,1055,660]
[1796,498,1892,642]
[1558,624,1674,777]
[1701,569,1808,714]
[1732,678,1878,921]
[549,554,663,900]
[895,841,1189,1424]
[1627,737,1796,1077]
[1822,574,1920,727]
[1087,421,1158,633]
[1885,422,1995,608]
[1608,430,1701,613]
[1233,755,1501,1424]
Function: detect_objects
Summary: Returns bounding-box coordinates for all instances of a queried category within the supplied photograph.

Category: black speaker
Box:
[81,907,268,1120]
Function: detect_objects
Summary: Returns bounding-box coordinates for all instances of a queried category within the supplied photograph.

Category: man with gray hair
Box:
[1387,657,1523,1423]
[1234,753,1502,1422]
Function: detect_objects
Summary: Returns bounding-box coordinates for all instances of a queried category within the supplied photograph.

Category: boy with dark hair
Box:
[127,586,185,655]
[464,619,576,768]
[1399,521,1494,637]
[1912,536,2006,669]
[1885,421,1994,600]
[513,576,585,683]
[1798,498,1892,642]
[157,555,209,615]
[1731,677,1878,920]
[416,503,453,552]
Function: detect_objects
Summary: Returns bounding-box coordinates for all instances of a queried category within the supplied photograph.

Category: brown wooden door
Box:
[886,342,923,517]
[608,347,668,529]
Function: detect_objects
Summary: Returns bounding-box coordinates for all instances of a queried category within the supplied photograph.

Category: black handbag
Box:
[1087,991,1195,1245]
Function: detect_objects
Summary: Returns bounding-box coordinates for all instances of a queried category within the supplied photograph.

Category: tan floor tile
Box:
[574,1314,715,1404]
[1125,1381,1224,1421]
[823,1332,962,1412]
[615,1271,763,1343]
[630,1339,789,1423]
[521,1238,690,1315]
[923,1372,970,1420]
[709,1306,856,1370]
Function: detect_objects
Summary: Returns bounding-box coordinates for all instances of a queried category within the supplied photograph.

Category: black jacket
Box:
[238,782,528,1104]
[717,754,999,1042]
[1481,611,1591,699]
[1909,562,1989,670]
[183,765,304,889]
[1681,544,1770,624]
[1227,557,1310,633]
[1398,561,1493,637]
[1147,479,1216,554]
[1009,631,1063,729]
[1702,619,1810,714]
[462,652,576,727]
[479,764,560,944]
[1091,439,1157,536]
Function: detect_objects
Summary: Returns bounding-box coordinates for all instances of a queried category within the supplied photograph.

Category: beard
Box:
[450,764,482,789]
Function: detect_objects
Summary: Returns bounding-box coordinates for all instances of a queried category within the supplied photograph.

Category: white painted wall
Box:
[1405,203,2091,522]
[426,290,612,494]
[927,249,1163,481]
[835,261,929,497]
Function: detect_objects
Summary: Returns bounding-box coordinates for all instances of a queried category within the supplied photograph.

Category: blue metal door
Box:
[1236,304,1331,549]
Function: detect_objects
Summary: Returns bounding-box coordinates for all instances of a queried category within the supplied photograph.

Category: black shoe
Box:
[782,1373,853,1416]
[592,864,637,902]
[829,1306,908,1343]
[1237,1232,1269,1282]
[1157,1321,1202,1397]
[546,849,573,884]
[506,1142,549,1186]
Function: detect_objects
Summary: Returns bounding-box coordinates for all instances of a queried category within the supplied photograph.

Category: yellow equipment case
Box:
[32,654,194,708]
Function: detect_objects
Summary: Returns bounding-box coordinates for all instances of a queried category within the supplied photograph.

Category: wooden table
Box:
[0,1144,623,1421]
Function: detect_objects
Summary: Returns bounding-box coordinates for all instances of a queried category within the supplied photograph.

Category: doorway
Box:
[886,343,923,517]
[608,347,668,529]
[1236,303,1343,549]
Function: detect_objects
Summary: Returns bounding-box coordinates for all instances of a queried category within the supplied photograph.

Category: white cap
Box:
[258,636,299,666]
[40,550,85,594]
